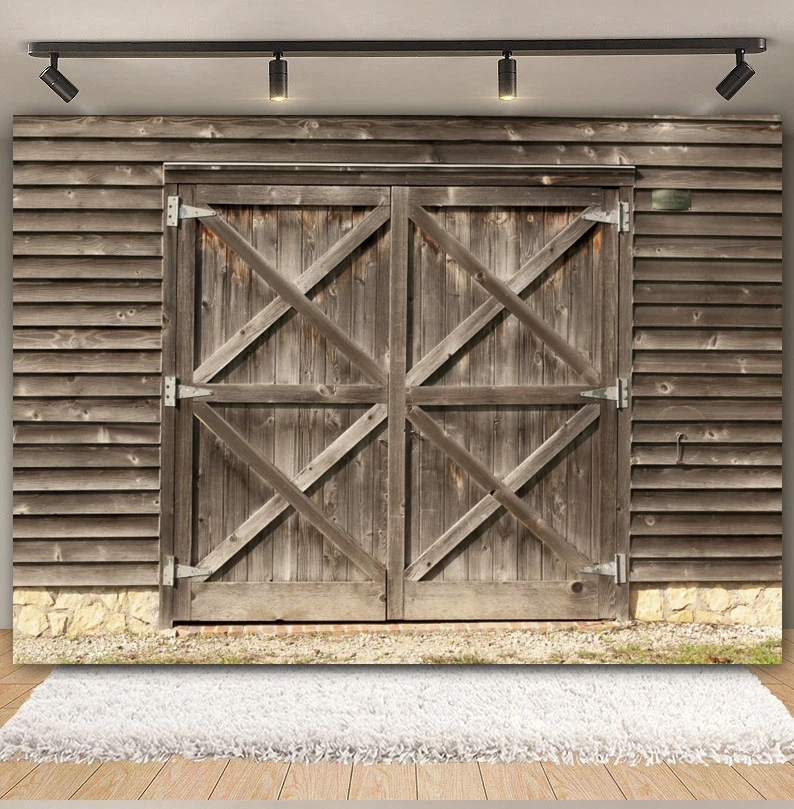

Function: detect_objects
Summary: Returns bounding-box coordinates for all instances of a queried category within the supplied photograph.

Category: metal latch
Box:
[166,195,217,227]
[583,201,630,232]
[163,376,213,407]
[582,553,628,584]
[162,556,211,586]
[580,377,628,409]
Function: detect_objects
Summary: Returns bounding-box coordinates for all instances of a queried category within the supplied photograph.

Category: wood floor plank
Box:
[606,763,694,799]
[0,636,12,653]
[756,661,794,689]
[670,763,763,799]
[140,757,228,799]
[0,684,35,708]
[416,763,486,800]
[733,764,794,799]
[542,763,625,800]
[0,665,53,684]
[349,763,417,800]
[759,680,794,712]
[0,761,40,796]
[1,691,34,711]
[71,761,165,799]
[1,761,100,799]
[0,709,15,727]
[0,664,22,680]
[209,759,289,800]
[279,762,352,800]
[479,762,555,799]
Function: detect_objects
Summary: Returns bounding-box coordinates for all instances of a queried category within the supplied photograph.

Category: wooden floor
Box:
[1,628,793,800]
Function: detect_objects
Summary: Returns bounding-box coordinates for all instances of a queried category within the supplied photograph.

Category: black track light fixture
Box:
[716,48,755,100]
[269,51,288,102]
[498,50,517,100]
[39,53,79,103]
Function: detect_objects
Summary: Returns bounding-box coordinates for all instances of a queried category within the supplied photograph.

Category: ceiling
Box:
[1,0,791,124]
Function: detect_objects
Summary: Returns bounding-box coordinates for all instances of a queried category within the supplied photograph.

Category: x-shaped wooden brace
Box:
[405,405,600,579]
[193,402,387,584]
[406,405,599,580]
[406,204,602,388]
[193,206,391,385]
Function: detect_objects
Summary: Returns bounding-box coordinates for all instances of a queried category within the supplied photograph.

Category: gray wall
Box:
[1,130,790,628]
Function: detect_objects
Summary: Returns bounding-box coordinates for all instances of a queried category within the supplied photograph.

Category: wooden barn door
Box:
[168,185,392,622]
[165,180,627,624]
[396,186,625,621]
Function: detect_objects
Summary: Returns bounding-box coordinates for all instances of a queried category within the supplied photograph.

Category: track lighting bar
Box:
[28,37,766,59]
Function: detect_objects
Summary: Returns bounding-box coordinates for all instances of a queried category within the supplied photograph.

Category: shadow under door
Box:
[165,180,629,624]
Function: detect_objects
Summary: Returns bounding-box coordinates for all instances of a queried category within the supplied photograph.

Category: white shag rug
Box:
[1,666,793,766]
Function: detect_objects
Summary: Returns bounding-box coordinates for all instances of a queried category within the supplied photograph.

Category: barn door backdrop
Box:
[165,178,629,624]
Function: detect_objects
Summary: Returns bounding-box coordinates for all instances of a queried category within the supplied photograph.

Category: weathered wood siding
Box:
[12,115,782,588]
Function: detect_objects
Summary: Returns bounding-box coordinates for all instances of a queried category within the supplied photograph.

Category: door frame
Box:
[159,163,635,628]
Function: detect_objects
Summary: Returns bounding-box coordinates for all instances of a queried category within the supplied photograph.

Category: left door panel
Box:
[167,184,392,623]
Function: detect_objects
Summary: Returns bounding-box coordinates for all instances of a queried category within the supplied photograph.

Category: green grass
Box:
[603,637,782,665]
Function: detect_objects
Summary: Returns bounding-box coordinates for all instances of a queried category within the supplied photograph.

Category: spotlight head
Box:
[716,48,755,100]
[269,51,288,102]
[39,53,78,103]
[498,50,517,101]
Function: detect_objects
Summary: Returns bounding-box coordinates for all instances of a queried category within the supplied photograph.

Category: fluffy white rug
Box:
[1,666,793,765]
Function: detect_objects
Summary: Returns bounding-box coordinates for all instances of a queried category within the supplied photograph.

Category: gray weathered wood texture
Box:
[11,114,782,601]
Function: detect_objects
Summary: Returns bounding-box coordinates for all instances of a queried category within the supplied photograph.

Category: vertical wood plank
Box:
[541,209,571,583]
[441,204,470,583]
[518,204,545,582]
[246,202,278,583]
[158,183,175,628]
[222,206,253,583]
[492,206,520,582]
[598,188,621,617]
[467,204,494,581]
[614,184,634,619]
[387,187,408,617]
[172,185,197,620]
[272,207,302,583]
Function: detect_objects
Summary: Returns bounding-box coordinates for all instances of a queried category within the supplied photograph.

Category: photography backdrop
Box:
[0,0,792,628]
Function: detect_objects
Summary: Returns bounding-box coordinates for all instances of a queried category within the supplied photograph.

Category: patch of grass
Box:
[421,652,493,665]
[606,637,782,665]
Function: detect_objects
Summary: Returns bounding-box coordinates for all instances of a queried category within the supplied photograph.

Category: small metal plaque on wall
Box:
[651,189,692,211]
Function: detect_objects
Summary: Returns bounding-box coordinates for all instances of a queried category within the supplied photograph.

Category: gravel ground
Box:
[13,622,782,665]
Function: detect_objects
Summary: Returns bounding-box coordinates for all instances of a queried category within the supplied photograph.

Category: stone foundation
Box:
[630,582,782,626]
[12,582,782,635]
[13,587,159,637]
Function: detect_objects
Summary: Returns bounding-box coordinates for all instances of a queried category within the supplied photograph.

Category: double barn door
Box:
[166,178,627,624]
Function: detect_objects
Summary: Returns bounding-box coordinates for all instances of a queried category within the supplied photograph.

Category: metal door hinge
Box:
[583,201,630,232]
[581,553,628,584]
[166,195,217,227]
[580,377,628,409]
[162,556,212,586]
[163,376,213,407]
